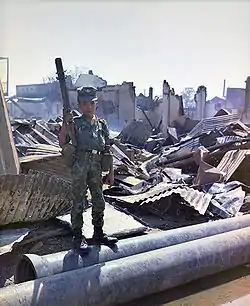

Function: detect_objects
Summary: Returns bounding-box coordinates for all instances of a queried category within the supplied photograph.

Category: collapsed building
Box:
[195,79,250,121]
[1,74,250,232]
[6,65,250,136]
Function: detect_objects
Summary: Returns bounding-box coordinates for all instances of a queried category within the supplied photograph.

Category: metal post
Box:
[0,57,9,96]
[6,57,9,96]
[223,79,226,98]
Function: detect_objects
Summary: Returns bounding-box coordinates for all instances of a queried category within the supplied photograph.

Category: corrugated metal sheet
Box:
[0,170,72,226]
[188,114,240,138]
[162,134,247,161]
[161,134,246,165]
[107,182,212,215]
[19,154,72,182]
[20,153,125,183]
[179,138,200,150]
[216,136,242,144]
[106,182,177,204]
[217,149,250,182]
[140,186,212,215]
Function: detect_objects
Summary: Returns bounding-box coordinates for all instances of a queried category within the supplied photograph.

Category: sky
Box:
[1,0,250,98]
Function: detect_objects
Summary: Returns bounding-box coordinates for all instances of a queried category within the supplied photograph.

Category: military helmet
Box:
[77,86,97,103]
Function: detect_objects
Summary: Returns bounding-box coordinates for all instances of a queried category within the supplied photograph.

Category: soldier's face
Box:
[79,101,95,118]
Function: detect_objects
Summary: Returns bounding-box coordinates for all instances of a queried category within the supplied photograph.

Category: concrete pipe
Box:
[2,227,250,306]
[15,214,250,283]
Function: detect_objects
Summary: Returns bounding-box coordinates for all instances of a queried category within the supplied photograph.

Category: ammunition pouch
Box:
[61,143,76,167]
[101,152,113,172]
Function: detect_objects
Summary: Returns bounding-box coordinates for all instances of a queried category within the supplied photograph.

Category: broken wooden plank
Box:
[0,79,20,174]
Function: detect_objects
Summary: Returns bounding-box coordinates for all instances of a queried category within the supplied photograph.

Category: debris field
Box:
[1,107,250,287]
[1,72,250,306]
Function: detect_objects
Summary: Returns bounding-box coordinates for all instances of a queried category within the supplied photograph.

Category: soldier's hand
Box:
[106,171,114,186]
[63,109,74,124]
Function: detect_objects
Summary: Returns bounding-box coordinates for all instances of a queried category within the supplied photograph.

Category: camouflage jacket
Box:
[71,115,110,152]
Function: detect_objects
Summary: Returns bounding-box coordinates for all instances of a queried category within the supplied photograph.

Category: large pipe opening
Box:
[15,256,37,284]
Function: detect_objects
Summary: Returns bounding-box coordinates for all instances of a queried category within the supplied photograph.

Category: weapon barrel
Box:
[55,57,70,110]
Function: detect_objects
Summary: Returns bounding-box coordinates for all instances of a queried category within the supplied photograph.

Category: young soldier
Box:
[59,86,118,251]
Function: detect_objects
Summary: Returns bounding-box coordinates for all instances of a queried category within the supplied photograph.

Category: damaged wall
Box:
[156,81,183,135]
[14,82,62,119]
[193,84,247,121]
[67,82,136,130]
[226,87,245,113]
[243,76,250,123]
[135,109,159,128]
[135,82,184,134]
[16,82,59,100]
[195,85,229,120]
[7,98,61,120]
[205,97,226,118]
[135,89,160,128]
[96,82,136,129]
[195,85,207,120]
[205,101,217,118]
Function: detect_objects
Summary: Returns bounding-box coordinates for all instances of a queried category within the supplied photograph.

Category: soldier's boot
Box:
[93,226,118,245]
[72,229,91,253]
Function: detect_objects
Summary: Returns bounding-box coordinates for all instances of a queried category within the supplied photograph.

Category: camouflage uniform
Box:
[63,86,117,249]
[71,114,110,232]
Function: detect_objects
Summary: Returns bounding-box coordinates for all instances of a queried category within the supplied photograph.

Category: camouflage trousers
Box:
[71,153,105,232]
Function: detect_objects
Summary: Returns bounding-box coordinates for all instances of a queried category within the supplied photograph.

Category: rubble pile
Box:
[5,109,250,228]
[111,112,250,221]
[1,100,250,293]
